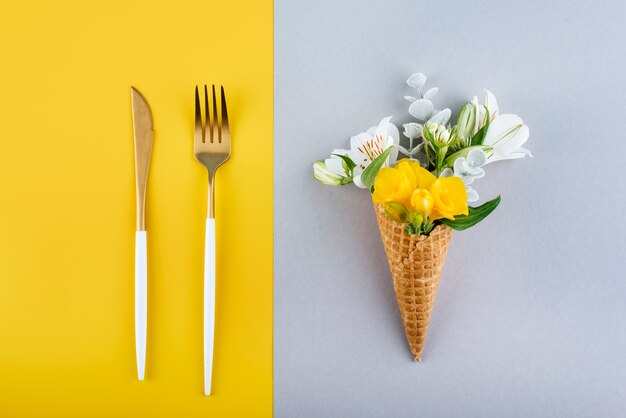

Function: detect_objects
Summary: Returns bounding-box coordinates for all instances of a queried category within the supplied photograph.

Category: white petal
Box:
[408,99,434,120]
[348,154,367,173]
[353,174,368,189]
[453,157,468,174]
[325,157,347,176]
[386,120,400,144]
[482,114,525,147]
[407,73,427,89]
[404,96,418,102]
[385,121,400,164]
[429,108,451,125]
[331,148,349,156]
[467,148,487,167]
[475,104,487,133]
[494,123,529,155]
[486,152,528,163]
[349,132,371,150]
[484,89,499,120]
[465,166,485,178]
[387,149,398,166]
[423,87,439,100]
[518,147,533,158]
[462,175,475,185]
[366,116,392,138]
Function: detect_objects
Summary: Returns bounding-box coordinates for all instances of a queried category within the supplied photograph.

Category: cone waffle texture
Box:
[374,204,452,361]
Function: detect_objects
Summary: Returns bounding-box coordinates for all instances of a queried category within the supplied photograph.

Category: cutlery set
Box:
[130,85,231,396]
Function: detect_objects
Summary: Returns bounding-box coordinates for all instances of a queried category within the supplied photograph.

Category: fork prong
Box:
[204,85,211,143]
[220,86,229,141]
[211,85,219,143]
[194,85,203,144]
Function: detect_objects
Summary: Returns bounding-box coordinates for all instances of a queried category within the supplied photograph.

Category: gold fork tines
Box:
[194,84,231,218]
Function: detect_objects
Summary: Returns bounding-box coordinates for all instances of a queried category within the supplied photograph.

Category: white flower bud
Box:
[313,161,345,186]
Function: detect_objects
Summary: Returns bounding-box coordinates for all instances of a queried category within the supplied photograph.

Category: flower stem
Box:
[424,137,431,169]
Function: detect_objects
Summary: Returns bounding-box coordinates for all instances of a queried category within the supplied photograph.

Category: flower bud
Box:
[456,103,477,139]
[424,122,452,148]
[410,189,434,217]
[384,202,410,223]
[313,161,345,186]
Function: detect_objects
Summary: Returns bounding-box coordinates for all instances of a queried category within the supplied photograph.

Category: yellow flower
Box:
[373,159,467,223]
[410,189,434,217]
[429,176,469,220]
[410,162,437,189]
[372,167,414,207]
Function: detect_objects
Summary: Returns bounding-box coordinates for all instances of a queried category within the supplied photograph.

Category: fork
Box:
[194,84,231,396]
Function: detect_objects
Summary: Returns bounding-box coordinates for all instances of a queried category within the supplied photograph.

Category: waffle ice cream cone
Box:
[374,204,452,361]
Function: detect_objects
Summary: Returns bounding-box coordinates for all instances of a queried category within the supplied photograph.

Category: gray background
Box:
[275,0,626,416]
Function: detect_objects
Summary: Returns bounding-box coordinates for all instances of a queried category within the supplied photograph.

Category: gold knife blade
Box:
[131,86,154,231]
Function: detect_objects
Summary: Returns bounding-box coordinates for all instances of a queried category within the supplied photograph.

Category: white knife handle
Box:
[204,218,216,396]
[135,230,147,381]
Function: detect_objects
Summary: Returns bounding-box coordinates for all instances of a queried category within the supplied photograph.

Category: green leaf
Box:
[361,147,393,190]
[440,195,501,231]
[470,105,490,146]
[332,153,356,175]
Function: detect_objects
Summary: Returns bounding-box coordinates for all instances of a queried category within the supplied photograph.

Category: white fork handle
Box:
[204,218,216,396]
[135,230,147,381]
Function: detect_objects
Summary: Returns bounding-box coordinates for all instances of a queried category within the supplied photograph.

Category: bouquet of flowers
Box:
[313,73,531,361]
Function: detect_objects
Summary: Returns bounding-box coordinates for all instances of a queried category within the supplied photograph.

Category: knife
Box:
[131,86,153,381]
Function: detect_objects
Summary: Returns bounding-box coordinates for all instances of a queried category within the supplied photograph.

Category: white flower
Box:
[334,117,399,188]
[441,148,487,202]
[313,160,349,186]
[464,90,531,164]
[482,114,531,164]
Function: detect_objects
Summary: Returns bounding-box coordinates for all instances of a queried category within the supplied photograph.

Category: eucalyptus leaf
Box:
[423,87,439,100]
[440,195,501,231]
[396,145,410,155]
[429,108,451,125]
[407,73,427,89]
[361,147,393,191]
[408,99,434,120]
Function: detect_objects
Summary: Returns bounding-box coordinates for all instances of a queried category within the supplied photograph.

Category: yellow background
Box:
[0,1,272,416]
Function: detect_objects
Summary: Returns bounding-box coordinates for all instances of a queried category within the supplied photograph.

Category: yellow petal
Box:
[410,188,434,217]
[413,165,437,189]
[372,167,413,207]
[429,176,468,220]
